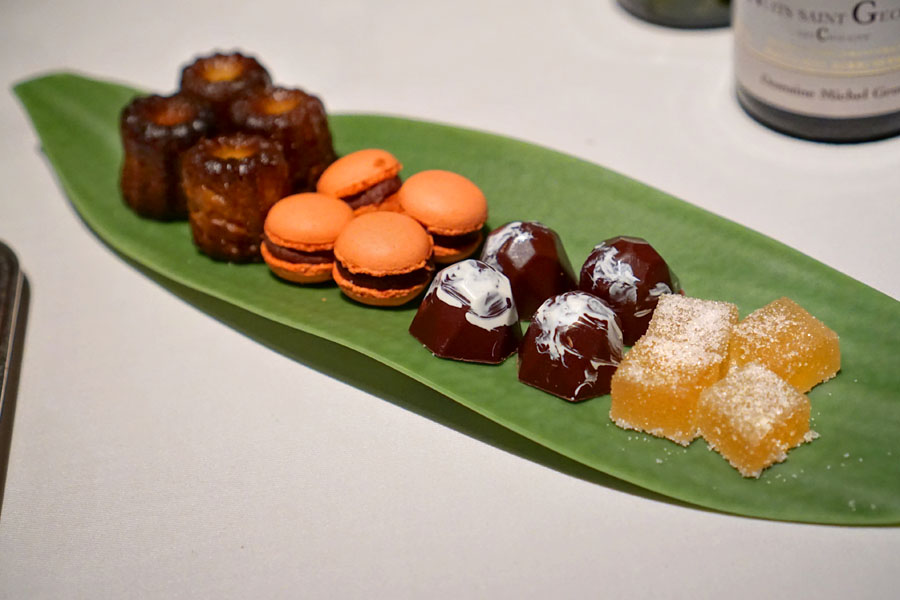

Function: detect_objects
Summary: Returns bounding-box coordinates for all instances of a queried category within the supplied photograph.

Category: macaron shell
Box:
[264,193,354,251]
[378,193,403,213]
[332,263,428,306]
[352,202,381,216]
[398,170,487,236]
[261,243,334,283]
[433,231,483,264]
[316,149,402,198]
[334,211,433,276]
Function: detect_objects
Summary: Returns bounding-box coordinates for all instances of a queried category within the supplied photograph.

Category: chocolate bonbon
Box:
[518,291,623,402]
[480,221,577,319]
[410,260,521,364]
[579,236,680,345]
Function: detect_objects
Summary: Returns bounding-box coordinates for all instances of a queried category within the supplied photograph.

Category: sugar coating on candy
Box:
[610,337,724,445]
[728,297,840,393]
[609,295,738,445]
[429,260,518,330]
[645,294,738,363]
[698,363,817,478]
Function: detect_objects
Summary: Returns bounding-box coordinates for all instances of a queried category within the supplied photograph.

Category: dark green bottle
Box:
[617,0,731,28]
[733,0,900,143]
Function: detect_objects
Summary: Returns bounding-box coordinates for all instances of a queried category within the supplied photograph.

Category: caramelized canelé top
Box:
[180,133,290,262]
[182,132,288,180]
[121,93,214,143]
[231,86,337,191]
[179,51,271,127]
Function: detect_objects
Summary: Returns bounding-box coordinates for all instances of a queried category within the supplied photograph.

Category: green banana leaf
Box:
[14,73,900,525]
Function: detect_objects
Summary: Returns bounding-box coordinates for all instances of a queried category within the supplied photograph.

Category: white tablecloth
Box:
[1,1,897,598]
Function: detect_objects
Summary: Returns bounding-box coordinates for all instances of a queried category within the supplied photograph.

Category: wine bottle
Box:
[617,0,731,28]
[734,0,900,143]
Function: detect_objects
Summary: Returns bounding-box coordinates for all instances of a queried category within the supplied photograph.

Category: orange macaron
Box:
[333,211,435,306]
[316,148,403,213]
[261,192,355,283]
[397,170,488,264]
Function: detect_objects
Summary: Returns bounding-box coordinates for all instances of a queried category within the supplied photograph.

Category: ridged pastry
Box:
[181,133,289,261]
[179,51,271,131]
[231,86,337,192]
[120,93,214,219]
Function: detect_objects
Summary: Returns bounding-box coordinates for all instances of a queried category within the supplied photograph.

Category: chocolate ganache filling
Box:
[341,176,402,210]
[263,235,335,264]
[431,230,482,250]
[335,261,433,291]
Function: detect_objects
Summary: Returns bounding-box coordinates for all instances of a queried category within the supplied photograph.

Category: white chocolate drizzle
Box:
[480,221,536,271]
[427,260,518,331]
[634,282,675,317]
[531,291,624,372]
[586,242,674,312]
[585,244,638,304]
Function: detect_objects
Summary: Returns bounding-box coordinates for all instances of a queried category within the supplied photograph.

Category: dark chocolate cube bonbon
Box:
[579,236,680,346]
[518,291,624,402]
[410,260,521,364]
[480,221,577,319]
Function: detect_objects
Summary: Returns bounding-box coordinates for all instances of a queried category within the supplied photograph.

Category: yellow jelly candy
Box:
[644,294,738,369]
[698,363,817,478]
[728,297,840,393]
[611,338,723,445]
[610,295,738,445]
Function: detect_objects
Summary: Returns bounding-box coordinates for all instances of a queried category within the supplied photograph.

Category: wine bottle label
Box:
[735,0,900,118]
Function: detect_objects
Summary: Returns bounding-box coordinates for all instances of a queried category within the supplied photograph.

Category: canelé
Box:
[231,86,337,192]
[179,51,271,130]
[181,133,289,261]
[120,93,214,219]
